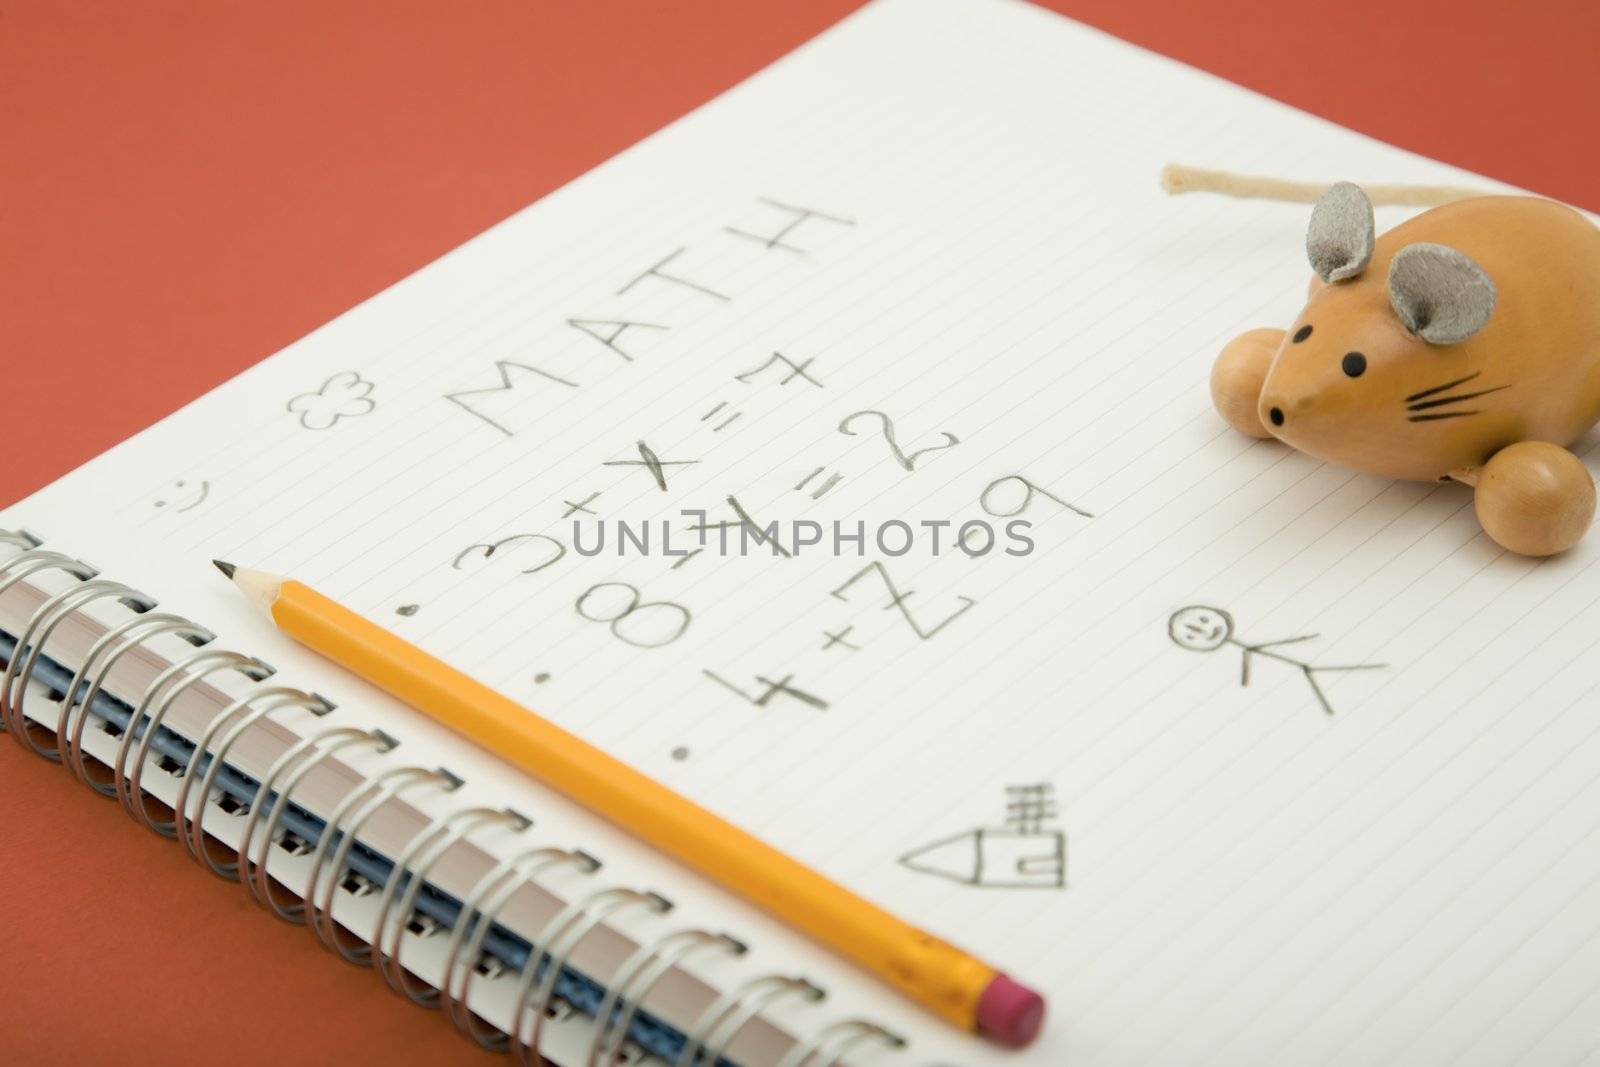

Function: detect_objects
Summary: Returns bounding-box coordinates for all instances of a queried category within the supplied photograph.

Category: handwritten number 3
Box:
[838,410,958,471]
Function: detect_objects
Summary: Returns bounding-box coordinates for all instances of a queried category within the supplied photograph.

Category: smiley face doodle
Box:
[150,478,211,514]
[1168,605,1234,652]
[286,371,376,431]
[1167,603,1386,715]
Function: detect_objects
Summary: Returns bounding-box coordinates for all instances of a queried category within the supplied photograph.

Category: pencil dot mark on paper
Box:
[671,746,690,761]
[533,672,550,684]
[396,604,419,617]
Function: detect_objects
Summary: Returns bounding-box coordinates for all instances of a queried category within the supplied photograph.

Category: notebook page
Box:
[10,0,1599,1063]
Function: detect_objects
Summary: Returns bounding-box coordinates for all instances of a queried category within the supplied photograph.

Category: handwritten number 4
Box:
[838,410,958,471]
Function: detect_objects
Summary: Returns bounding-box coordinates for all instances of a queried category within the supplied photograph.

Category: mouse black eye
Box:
[1341,352,1367,378]
[1292,325,1313,343]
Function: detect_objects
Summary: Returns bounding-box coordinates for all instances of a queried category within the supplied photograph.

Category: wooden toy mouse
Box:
[1210,183,1600,556]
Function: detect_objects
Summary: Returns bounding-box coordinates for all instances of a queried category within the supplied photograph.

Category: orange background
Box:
[2,1,1597,1062]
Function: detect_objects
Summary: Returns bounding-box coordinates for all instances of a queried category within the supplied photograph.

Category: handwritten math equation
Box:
[263,193,1093,725]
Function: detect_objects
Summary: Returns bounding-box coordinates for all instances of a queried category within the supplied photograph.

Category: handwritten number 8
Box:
[575,582,691,648]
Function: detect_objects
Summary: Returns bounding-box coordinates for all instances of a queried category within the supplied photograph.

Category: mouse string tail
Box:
[1160,163,1489,207]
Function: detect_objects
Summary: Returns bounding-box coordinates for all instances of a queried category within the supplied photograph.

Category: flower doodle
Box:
[286,371,376,431]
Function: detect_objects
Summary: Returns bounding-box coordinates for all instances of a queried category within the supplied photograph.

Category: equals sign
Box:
[795,466,844,499]
[701,401,741,431]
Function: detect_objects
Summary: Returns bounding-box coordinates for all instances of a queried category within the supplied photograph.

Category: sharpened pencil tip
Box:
[212,559,237,580]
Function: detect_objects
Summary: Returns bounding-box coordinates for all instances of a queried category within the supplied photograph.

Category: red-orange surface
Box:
[2,2,1597,1063]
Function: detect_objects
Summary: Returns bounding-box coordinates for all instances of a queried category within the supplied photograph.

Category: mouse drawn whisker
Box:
[1407,384,1510,412]
[1409,410,1481,422]
[1404,372,1481,403]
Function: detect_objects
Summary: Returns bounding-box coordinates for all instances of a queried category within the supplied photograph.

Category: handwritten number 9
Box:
[838,410,959,471]
[575,582,691,648]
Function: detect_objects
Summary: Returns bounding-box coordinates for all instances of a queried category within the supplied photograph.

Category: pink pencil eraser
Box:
[976,972,1046,1047]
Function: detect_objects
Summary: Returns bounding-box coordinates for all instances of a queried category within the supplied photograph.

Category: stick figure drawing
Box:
[1167,605,1386,715]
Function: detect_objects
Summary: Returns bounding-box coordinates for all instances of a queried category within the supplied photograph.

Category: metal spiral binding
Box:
[5,579,151,755]
[0,530,43,551]
[239,725,398,922]
[587,929,746,1067]
[371,805,530,1004]
[678,975,828,1067]
[511,885,674,1067]
[0,531,913,1067]
[60,613,214,792]
[303,763,463,963]
[118,648,277,834]
[774,1020,907,1067]
[440,844,602,1050]
[174,686,335,879]
[2,578,156,755]
[0,549,103,738]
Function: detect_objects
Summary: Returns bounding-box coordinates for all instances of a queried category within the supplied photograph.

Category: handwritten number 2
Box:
[838,410,958,471]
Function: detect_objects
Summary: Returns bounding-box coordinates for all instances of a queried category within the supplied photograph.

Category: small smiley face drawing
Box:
[1168,605,1235,652]
[150,479,211,514]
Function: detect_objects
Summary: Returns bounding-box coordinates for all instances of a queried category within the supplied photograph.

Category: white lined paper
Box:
[10,0,1598,1062]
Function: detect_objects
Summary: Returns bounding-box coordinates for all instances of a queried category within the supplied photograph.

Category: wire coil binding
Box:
[775,1020,907,1067]
[0,548,99,737]
[306,763,463,963]
[372,804,529,1004]
[441,844,601,1050]
[588,929,746,1067]
[512,885,673,1066]
[0,530,909,1067]
[239,725,398,921]
[60,612,213,793]
[119,648,276,834]
[679,975,829,1067]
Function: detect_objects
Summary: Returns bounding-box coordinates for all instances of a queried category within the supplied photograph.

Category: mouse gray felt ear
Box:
[1387,242,1496,344]
[1305,181,1375,283]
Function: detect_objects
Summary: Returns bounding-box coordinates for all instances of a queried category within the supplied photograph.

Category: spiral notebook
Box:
[7,0,1600,1064]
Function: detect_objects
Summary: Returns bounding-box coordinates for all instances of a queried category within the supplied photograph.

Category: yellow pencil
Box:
[213,561,1044,1046]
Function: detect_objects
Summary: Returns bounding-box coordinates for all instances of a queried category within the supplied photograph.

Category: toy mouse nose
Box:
[1258,386,1302,432]
[1259,392,1297,430]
